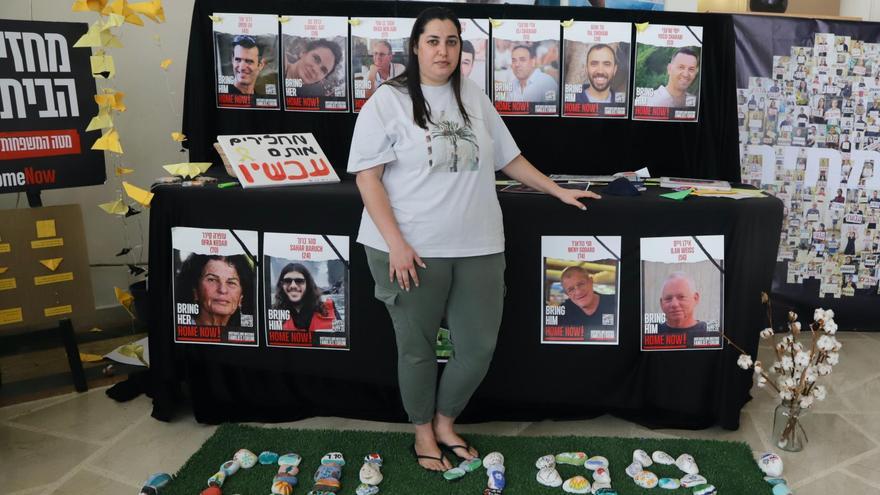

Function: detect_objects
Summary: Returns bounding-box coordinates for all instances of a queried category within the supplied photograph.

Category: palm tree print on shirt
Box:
[428,118,479,173]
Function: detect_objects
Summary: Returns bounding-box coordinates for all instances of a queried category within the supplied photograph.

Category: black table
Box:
[147,180,782,429]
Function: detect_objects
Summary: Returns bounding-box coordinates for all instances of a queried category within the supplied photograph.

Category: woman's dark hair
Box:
[387,6,471,130]
[303,39,343,75]
[272,262,328,317]
[175,253,255,325]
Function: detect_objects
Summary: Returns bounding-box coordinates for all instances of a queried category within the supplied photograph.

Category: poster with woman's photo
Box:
[632,24,702,122]
[460,18,490,95]
[172,227,259,346]
[640,235,724,351]
[282,16,348,112]
[351,17,415,112]
[263,232,350,350]
[492,19,560,116]
[541,236,621,345]
[562,21,631,118]
[213,13,280,110]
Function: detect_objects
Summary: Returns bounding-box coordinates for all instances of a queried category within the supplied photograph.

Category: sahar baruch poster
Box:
[172,227,259,346]
[541,236,621,345]
[492,19,560,116]
[460,18,490,95]
[263,233,350,350]
[562,21,631,119]
[351,17,414,112]
[281,15,348,112]
[213,13,280,110]
[640,235,724,351]
[632,24,702,122]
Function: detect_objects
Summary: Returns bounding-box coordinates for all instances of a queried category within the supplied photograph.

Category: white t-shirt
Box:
[347,78,520,257]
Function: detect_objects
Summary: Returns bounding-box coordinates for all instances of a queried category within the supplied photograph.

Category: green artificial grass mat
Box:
[163,423,770,494]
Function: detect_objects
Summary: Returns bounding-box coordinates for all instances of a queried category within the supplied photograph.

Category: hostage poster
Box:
[562,21,631,118]
[172,227,259,346]
[632,24,702,122]
[351,17,414,112]
[213,13,280,109]
[640,235,724,351]
[541,236,621,345]
[281,15,348,112]
[263,232,350,350]
[492,19,560,116]
[460,18,490,95]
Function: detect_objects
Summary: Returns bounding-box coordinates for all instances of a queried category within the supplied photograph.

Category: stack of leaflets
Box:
[659,177,732,191]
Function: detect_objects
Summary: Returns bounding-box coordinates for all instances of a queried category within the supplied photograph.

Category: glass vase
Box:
[772,400,809,452]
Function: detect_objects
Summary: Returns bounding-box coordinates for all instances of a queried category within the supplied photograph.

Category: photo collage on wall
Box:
[210,12,702,121]
[739,32,880,298]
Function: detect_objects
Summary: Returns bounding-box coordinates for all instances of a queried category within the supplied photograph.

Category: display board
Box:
[0,205,95,331]
[0,20,104,193]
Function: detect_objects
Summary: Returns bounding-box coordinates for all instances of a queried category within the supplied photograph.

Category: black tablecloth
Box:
[148,181,782,429]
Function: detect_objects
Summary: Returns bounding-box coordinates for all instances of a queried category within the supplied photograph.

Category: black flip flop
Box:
[410,443,449,471]
[438,440,477,460]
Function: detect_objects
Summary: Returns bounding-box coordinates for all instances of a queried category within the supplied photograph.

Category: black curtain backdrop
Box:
[734,14,880,329]
[183,0,741,181]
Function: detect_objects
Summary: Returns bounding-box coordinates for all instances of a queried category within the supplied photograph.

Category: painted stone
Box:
[220,460,240,476]
[692,484,718,495]
[764,476,787,485]
[488,470,506,491]
[486,463,506,475]
[364,453,383,465]
[359,463,383,485]
[144,473,173,488]
[273,474,298,486]
[625,461,642,478]
[314,477,341,490]
[591,480,611,491]
[207,471,225,487]
[278,465,300,477]
[592,467,610,483]
[356,483,380,495]
[659,477,681,489]
[271,480,293,495]
[634,470,659,489]
[483,489,503,495]
[322,452,346,466]
[556,452,588,466]
[585,456,609,470]
[233,449,258,469]
[536,454,556,469]
[278,453,303,467]
[537,467,563,487]
[651,450,675,465]
[633,449,653,467]
[675,453,699,475]
[139,486,158,495]
[679,474,707,487]
[460,457,483,472]
[772,483,793,495]
[593,489,618,495]
[562,475,591,494]
[483,452,505,468]
[259,451,279,465]
[443,467,466,481]
[758,452,784,477]
[314,464,341,482]
[199,487,221,495]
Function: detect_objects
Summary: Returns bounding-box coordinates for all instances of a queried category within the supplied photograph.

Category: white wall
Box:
[665,0,698,12]
[840,0,880,20]
[2,0,195,315]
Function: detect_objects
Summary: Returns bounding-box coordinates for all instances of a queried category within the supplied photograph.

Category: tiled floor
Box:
[2,332,879,494]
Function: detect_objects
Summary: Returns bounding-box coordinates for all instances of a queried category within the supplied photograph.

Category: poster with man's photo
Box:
[213,13,280,110]
[492,19,560,116]
[263,232,350,350]
[460,18,490,95]
[282,16,348,112]
[632,24,702,122]
[640,235,724,351]
[541,236,621,345]
[562,21,632,118]
[172,227,259,346]
[351,17,415,112]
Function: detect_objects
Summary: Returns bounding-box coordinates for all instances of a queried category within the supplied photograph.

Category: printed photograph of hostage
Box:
[271,263,341,331]
[492,19,560,116]
[213,13,280,109]
[350,18,414,112]
[632,24,703,122]
[562,21,631,118]
[282,16,348,112]
[641,235,723,351]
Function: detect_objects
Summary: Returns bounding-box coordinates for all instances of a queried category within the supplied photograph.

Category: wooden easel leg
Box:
[59,319,87,392]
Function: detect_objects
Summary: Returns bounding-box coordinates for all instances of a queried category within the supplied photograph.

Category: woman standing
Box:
[347,7,599,471]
